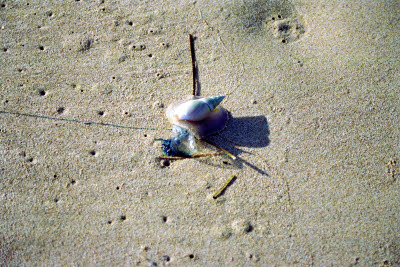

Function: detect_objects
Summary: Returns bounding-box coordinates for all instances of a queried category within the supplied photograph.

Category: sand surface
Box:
[1,0,399,265]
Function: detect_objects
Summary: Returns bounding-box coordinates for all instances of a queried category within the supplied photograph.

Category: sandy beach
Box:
[1,0,399,265]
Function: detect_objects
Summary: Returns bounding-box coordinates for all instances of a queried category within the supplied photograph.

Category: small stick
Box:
[189,34,197,96]
[213,175,236,199]
[158,152,223,160]
[202,139,237,160]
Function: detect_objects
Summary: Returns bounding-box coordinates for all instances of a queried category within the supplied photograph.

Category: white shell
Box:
[174,96,225,121]
[166,95,228,138]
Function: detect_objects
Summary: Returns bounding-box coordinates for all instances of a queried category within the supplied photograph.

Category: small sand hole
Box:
[160,159,170,168]
[107,220,112,224]
[89,150,96,156]
[39,45,44,51]
[80,39,92,51]
[38,90,46,96]
[56,107,65,114]
[97,111,105,116]
[282,39,286,43]
[188,254,195,259]
[161,255,170,262]
[120,215,126,221]
[0,3,6,8]
[148,53,153,57]
[245,225,254,233]
[161,216,167,223]
[54,198,59,203]
[2,48,8,52]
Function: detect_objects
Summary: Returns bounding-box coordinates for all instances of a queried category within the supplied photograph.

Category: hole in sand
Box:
[160,159,170,168]
[162,255,170,262]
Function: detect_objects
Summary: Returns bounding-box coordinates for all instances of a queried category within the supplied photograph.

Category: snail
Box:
[156,95,228,157]
[166,95,228,138]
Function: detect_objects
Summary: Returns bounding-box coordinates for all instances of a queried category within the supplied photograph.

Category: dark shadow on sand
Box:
[205,114,270,175]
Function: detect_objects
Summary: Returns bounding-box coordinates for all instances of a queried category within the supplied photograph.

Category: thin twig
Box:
[213,174,237,199]
[158,152,223,160]
[189,34,197,96]
[202,139,237,160]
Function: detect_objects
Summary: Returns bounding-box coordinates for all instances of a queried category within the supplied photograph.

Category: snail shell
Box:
[166,95,228,138]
